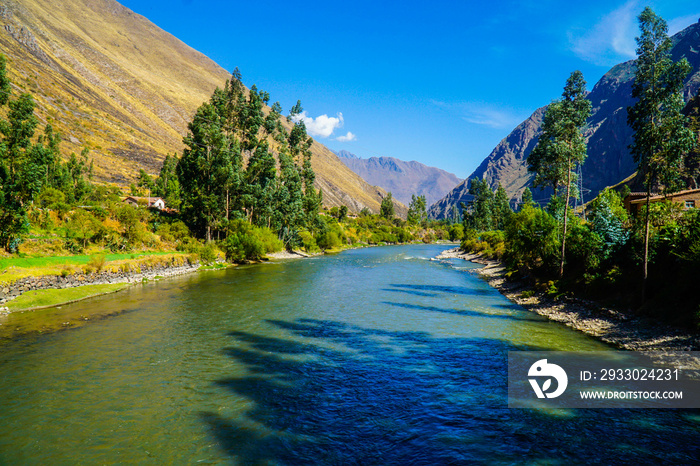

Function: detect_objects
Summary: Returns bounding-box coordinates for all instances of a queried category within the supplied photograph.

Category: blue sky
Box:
[119,0,699,179]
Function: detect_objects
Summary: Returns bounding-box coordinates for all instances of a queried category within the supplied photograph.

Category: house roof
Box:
[628,188,700,205]
[124,196,163,202]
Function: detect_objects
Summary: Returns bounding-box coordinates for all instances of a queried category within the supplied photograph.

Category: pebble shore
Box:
[436,247,700,351]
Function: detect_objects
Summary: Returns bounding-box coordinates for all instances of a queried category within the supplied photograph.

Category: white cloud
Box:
[432,99,525,129]
[569,0,639,66]
[291,111,344,138]
[335,131,357,142]
[668,13,700,35]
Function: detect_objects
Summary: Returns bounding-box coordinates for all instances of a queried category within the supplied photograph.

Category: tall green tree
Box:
[177,102,236,241]
[0,62,42,251]
[493,183,512,229]
[153,154,182,209]
[380,192,395,220]
[0,54,10,106]
[682,91,700,188]
[520,187,534,209]
[528,70,591,277]
[244,142,277,228]
[288,101,321,229]
[465,178,494,231]
[407,194,427,225]
[272,147,304,248]
[626,7,695,298]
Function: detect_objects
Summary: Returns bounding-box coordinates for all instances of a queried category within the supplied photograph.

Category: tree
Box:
[627,7,696,299]
[66,209,100,250]
[528,70,591,277]
[380,192,395,219]
[0,54,10,105]
[244,142,277,228]
[681,91,700,188]
[520,187,534,209]
[587,188,629,260]
[0,61,42,251]
[137,169,155,195]
[153,154,181,209]
[177,102,236,241]
[288,101,321,230]
[407,194,427,224]
[493,183,512,229]
[465,178,494,231]
[272,147,303,248]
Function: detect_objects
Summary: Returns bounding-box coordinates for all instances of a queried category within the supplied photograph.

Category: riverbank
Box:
[436,247,700,351]
[1,246,321,315]
[1,256,202,310]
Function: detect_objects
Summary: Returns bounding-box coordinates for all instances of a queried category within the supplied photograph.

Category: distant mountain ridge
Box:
[0,0,398,214]
[429,19,700,219]
[335,150,462,207]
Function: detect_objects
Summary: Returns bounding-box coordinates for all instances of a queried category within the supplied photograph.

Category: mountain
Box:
[0,0,397,214]
[429,19,700,219]
[335,150,462,207]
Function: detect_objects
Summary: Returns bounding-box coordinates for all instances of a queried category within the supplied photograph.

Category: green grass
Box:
[0,251,182,270]
[5,283,129,311]
[199,263,228,270]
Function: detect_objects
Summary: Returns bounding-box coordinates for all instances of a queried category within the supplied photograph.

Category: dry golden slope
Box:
[0,0,400,214]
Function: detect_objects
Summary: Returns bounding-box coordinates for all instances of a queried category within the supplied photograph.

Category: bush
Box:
[565,219,604,273]
[317,230,342,250]
[198,242,218,265]
[448,224,464,241]
[299,231,319,252]
[39,187,66,208]
[504,205,559,273]
[221,220,282,262]
[88,254,106,273]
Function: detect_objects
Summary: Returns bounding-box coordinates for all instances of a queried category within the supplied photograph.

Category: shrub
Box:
[317,230,342,250]
[504,205,559,273]
[221,219,282,261]
[198,242,218,265]
[448,224,464,241]
[565,219,604,273]
[299,231,319,252]
[88,254,106,273]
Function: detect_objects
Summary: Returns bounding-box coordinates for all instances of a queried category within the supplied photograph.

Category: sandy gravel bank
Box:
[437,248,700,351]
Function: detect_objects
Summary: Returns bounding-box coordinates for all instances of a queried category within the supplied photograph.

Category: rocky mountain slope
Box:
[335,150,462,207]
[0,0,397,214]
[429,19,700,219]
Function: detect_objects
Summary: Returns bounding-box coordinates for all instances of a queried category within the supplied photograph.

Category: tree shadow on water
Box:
[202,318,700,465]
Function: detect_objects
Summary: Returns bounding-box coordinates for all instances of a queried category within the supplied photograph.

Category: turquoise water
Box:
[0,244,698,464]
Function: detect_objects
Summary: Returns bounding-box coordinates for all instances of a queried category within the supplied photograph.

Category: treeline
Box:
[0,56,457,263]
[0,54,94,252]
[135,69,327,259]
[459,8,700,327]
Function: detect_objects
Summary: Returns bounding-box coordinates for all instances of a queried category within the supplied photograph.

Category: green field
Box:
[0,251,182,270]
[5,283,129,311]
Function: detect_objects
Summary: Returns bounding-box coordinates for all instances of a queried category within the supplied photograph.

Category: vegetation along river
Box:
[0,244,698,464]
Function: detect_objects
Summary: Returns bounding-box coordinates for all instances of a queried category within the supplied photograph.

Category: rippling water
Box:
[0,244,698,464]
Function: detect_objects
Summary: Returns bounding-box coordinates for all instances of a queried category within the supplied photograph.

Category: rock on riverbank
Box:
[1,260,201,308]
[437,248,700,351]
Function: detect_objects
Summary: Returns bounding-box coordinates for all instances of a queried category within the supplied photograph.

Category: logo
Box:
[528,359,568,398]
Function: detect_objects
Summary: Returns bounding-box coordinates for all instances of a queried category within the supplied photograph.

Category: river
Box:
[0,244,698,464]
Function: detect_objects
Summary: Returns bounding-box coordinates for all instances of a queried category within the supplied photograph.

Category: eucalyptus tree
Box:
[466,178,494,231]
[407,194,427,225]
[627,7,695,297]
[177,101,236,241]
[493,183,512,230]
[288,101,321,229]
[528,70,591,277]
[380,192,395,220]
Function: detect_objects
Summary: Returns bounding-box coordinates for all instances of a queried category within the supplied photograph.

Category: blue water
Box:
[0,244,698,464]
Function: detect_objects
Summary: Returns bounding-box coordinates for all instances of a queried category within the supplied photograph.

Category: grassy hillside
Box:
[0,0,399,214]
